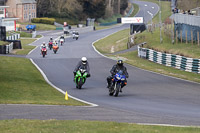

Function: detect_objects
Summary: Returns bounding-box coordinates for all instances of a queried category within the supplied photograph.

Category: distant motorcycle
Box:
[109,70,127,97]
[72,32,79,40]
[53,45,59,54]
[41,47,47,58]
[48,41,53,50]
[60,38,64,46]
[74,68,88,89]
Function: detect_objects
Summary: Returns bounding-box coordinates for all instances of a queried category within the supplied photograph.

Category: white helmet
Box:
[81,57,87,65]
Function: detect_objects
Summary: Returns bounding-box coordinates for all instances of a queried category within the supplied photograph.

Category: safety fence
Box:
[138,45,200,74]
[174,14,200,27]
[6,34,20,40]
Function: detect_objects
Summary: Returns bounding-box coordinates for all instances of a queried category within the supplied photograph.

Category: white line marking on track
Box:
[27,33,98,107]
[30,59,98,107]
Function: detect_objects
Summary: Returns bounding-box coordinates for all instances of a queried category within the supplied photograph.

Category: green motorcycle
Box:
[74,68,88,89]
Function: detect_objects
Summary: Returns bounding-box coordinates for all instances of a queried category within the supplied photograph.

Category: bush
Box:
[55,18,79,25]
[97,14,121,23]
[31,18,55,25]
[15,31,32,38]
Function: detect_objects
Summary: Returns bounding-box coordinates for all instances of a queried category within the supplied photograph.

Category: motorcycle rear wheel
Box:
[109,90,114,96]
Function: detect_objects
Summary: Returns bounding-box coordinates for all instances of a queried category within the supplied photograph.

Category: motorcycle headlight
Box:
[121,78,125,81]
[116,76,121,80]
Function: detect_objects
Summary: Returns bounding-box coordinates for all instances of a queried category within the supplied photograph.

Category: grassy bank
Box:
[1,119,200,133]
[94,27,200,83]
[0,34,86,106]
[95,29,129,53]
[135,28,200,59]
[0,56,86,106]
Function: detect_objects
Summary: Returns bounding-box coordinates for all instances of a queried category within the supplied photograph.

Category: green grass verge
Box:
[94,26,200,83]
[135,28,200,59]
[130,3,139,17]
[13,38,36,55]
[94,29,129,53]
[17,22,56,30]
[15,31,32,38]
[1,119,200,133]
[0,41,9,45]
[0,56,87,106]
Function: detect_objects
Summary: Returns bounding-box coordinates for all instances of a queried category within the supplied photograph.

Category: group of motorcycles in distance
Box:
[41,31,79,58]
[41,31,125,97]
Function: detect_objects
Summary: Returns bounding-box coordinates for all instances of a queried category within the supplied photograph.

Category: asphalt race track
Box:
[1,0,200,126]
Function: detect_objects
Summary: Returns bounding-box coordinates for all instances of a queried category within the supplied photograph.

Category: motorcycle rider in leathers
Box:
[107,60,128,92]
[73,57,91,79]
[40,42,48,55]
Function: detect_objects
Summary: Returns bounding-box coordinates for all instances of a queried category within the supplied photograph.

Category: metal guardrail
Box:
[138,44,200,74]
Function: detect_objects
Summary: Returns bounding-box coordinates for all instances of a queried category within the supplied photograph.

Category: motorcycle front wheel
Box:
[109,89,114,96]
[113,83,120,97]
[42,52,45,58]
[77,78,83,89]
[53,49,57,54]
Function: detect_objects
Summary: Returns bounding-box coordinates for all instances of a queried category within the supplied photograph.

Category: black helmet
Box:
[117,60,123,66]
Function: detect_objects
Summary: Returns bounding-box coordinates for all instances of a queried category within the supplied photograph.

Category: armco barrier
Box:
[138,45,200,74]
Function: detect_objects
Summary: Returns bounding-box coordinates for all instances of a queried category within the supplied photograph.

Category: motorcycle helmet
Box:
[81,57,87,65]
[117,60,123,66]
[43,42,45,45]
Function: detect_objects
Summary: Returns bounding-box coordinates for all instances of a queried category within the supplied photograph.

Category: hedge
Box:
[31,18,55,25]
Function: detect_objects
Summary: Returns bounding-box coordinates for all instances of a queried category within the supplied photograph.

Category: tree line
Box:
[36,0,128,20]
